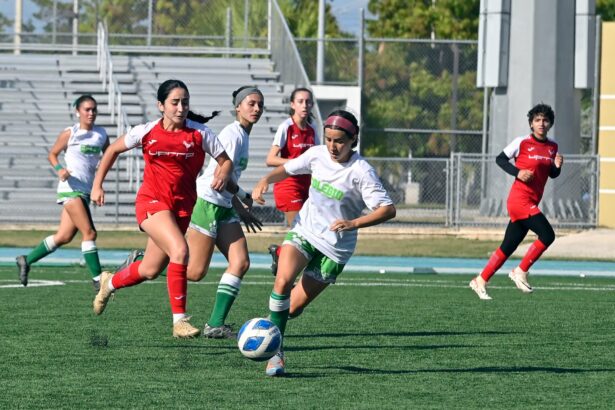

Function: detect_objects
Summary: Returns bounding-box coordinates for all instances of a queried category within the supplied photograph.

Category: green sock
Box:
[26,236,58,265]
[82,241,102,278]
[269,291,290,336]
[208,273,241,327]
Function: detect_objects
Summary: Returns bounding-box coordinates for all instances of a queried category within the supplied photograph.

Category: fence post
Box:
[147,0,153,47]
[226,7,233,50]
[72,0,79,56]
[591,16,601,155]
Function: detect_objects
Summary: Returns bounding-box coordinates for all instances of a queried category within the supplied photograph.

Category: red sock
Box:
[519,240,548,272]
[167,262,187,314]
[480,248,507,282]
[276,245,281,257]
[112,261,145,289]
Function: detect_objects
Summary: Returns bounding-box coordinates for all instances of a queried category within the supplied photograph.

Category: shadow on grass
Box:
[286,330,517,338]
[286,344,470,353]
[326,365,615,375]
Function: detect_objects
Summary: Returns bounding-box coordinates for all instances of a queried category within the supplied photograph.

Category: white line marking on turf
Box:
[0,279,65,288]
[2,278,614,292]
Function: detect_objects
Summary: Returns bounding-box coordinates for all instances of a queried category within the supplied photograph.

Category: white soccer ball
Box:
[237,317,282,361]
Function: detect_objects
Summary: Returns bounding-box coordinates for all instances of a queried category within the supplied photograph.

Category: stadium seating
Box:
[0,53,287,224]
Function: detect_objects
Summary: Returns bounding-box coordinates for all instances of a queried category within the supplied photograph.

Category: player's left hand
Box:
[554,153,563,168]
[232,195,263,233]
[330,219,357,232]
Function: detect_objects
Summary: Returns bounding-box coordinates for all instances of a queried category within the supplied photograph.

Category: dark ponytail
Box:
[187,110,221,124]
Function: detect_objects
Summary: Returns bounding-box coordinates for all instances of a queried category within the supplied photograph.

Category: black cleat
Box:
[92,279,101,293]
[15,255,29,287]
[268,244,279,277]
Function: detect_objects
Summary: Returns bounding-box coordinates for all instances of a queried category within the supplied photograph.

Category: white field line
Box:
[2,278,615,292]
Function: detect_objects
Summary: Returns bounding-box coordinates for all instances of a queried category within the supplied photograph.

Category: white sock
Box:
[92,275,101,282]
[173,313,186,324]
[107,279,115,291]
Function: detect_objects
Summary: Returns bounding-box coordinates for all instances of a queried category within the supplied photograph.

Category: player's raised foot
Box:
[116,249,144,272]
[265,351,286,377]
[268,244,279,276]
[509,267,533,293]
[173,317,201,338]
[469,277,492,300]
[15,255,30,287]
[202,323,236,339]
[93,271,114,315]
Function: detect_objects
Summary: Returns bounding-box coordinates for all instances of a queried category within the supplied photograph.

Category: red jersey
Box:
[125,118,225,218]
[503,134,558,221]
[272,117,319,192]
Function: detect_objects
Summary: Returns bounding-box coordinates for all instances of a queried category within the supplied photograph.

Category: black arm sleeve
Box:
[549,165,561,178]
[495,151,519,177]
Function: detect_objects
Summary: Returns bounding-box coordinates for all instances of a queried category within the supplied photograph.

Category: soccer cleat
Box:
[92,279,101,293]
[116,249,144,272]
[202,323,236,339]
[469,277,492,300]
[265,351,286,377]
[15,255,30,287]
[268,244,279,276]
[509,268,533,293]
[93,271,114,315]
[173,317,201,338]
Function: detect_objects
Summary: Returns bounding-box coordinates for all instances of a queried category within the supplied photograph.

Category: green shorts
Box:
[189,198,239,238]
[57,191,90,205]
[283,231,345,284]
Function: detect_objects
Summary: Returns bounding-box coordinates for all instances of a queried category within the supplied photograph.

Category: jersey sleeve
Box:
[124,122,154,149]
[272,122,288,147]
[216,125,242,163]
[502,136,525,159]
[360,166,394,211]
[199,126,225,158]
[283,146,314,176]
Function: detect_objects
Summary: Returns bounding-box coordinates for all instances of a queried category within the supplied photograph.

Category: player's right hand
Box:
[58,168,71,182]
[251,178,269,205]
[517,169,534,183]
[91,186,105,206]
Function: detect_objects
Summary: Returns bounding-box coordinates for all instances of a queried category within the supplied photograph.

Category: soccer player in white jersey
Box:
[252,109,397,376]
[186,86,264,339]
[15,95,109,290]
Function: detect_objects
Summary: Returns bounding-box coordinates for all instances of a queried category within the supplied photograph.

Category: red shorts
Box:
[273,185,309,212]
[507,197,542,223]
[135,199,191,233]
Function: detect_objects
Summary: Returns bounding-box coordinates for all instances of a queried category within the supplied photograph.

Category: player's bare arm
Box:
[330,204,396,232]
[48,129,72,182]
[91,135,131,206]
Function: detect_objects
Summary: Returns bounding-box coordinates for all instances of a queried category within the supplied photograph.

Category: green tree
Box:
[597,0,615,20]
[367,0,479,40]
[362,0,482,158]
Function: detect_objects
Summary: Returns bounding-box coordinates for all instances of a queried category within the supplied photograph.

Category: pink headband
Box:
[324,115,357,135]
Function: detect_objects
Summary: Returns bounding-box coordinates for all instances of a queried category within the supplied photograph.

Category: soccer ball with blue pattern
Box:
[237,318,282,361]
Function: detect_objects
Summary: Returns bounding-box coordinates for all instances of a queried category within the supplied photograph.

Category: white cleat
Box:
[469,278,492,300]
[509,268,533,293]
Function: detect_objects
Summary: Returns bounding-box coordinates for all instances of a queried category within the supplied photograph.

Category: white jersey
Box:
[284,145,393,264]
[197,121,250,208]
[57,124,108,196]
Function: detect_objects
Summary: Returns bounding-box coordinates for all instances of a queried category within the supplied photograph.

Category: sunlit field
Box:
[1,266,614,408]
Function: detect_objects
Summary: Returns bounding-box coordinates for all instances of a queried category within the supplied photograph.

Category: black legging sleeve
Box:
[496,151,519,177]
[549,165,561,178]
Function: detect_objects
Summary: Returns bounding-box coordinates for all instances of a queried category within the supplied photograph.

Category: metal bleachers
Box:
[0,52,289,224]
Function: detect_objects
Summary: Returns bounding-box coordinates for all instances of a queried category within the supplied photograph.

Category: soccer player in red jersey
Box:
[470,103,564,300]
[265,88,319,274]
[90,79,233,337]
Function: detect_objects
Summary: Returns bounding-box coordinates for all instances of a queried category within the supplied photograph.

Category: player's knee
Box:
[186,265,206,282]
[168,244,188,264]
[229,258,250,277]
[539,231,555,247]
